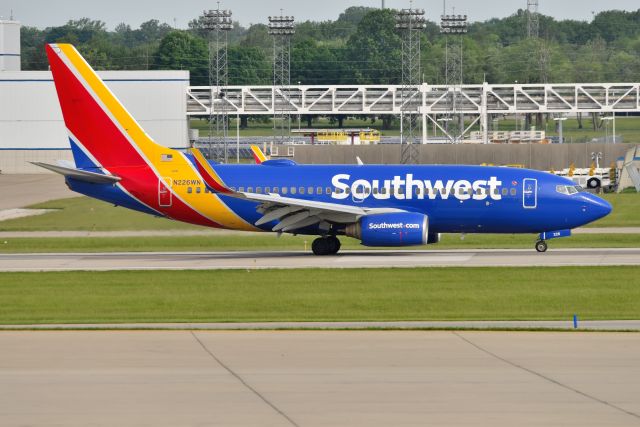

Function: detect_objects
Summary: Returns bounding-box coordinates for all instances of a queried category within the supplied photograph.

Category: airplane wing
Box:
[188,148,404,232]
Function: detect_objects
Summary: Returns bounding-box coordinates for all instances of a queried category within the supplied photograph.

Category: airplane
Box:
[35,44,612,255]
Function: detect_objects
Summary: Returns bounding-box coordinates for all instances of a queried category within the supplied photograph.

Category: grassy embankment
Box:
[1,267,639,324]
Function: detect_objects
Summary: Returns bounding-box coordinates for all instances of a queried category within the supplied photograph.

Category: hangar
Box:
[0,20,190,174]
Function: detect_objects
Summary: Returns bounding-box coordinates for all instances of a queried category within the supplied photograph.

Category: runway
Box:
[1,330,639,426]
[0,247,639,271]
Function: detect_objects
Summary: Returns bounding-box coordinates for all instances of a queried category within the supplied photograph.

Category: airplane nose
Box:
[583,194,612,222]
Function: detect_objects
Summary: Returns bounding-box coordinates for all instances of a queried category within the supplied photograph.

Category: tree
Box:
[155,31,208,85]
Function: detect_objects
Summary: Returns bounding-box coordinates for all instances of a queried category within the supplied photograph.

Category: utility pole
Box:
[395,3,426,164]
[202,4,232,162]
[268,12,295,147]
[440,12,468,143]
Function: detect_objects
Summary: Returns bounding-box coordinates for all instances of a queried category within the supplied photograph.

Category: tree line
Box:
[20,7,640,86]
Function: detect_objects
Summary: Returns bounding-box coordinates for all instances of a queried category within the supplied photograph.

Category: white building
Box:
[0,20,190,173]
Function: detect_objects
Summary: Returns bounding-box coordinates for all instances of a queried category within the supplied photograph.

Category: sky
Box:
[2,0,639,30]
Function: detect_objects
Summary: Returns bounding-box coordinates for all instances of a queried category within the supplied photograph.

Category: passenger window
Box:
[326,187,331,195]
[308,186,314,194]
[187,187,193,194]
[299,187,305,195]
[196,187,201,194]
[335,188,342,194]
[247,187,253,193]
[501,188,508,196]
[265,187,270,193]
[282,187,288,194]
[415,188,421,196]
[510,188,517,196]
[256,187,263,194]
[381,187,387,195]
[345,187,351,194]
[373,188,379,195]
[290,187,297,194]
[316,187,323,195]
[204,188,210,193]
[239,187,244,192]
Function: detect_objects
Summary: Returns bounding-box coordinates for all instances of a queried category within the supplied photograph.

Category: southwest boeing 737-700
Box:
[35,44,612,255]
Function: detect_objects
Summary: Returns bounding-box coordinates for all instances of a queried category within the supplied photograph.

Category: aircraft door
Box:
[523,178,537,209]
[158,177,173,207]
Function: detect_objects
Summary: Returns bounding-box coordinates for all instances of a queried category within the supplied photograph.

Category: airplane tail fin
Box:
[250,145,269,164]
[46,44,164,171]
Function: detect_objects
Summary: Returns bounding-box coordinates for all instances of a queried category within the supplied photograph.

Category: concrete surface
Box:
[0,248,638,271]
[0,227,637,238]
[0,174,73,209]
[3,320,640,331]
[0,331,639,426]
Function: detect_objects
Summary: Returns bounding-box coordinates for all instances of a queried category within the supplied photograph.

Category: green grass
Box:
[0,233,637,253]
[1,193,637,232]
[588,193,640,227]
[0,267,638,324]
[0,197,201,232]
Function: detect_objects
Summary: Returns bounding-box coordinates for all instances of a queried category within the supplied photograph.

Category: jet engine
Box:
[345,212,429,247]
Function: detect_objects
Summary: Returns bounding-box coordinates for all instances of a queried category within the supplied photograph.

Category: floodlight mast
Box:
[395,5,426,165]
[202,4,233,162]
[268,13,295,147]
[440,12,467,143]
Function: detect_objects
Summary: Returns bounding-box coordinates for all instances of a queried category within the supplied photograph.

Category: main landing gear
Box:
[312,236,341,255]
[535,240,548,253]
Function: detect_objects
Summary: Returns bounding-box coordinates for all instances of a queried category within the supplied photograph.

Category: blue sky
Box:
[3,0,639,29]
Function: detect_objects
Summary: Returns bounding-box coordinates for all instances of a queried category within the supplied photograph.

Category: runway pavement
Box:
[0,248,638,271]
[1,330,639,426]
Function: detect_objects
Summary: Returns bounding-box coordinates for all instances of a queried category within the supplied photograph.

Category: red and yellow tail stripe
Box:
[189,148,233,194]
[250,145,268,164]
[47,43,256,231]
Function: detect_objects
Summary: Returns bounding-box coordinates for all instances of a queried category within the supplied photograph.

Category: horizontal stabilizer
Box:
[31,162,121,184]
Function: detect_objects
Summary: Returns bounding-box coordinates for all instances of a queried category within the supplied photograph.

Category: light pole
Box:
[553,116,567,144]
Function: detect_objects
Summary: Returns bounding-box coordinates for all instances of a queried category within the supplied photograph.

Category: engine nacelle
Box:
[345,212,428,247]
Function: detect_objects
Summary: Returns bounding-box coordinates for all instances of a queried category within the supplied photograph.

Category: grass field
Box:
[1,193,637,232]
[191,116,640,143]
[0,233,638,253]
[1,267,638,324]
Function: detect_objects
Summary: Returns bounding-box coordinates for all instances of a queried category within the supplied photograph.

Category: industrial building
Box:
[0,20,189,174]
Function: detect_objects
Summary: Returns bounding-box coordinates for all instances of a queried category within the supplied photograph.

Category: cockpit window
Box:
[556,185,584,195]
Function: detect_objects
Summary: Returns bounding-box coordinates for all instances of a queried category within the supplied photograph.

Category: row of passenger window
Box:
[185,186,518,197]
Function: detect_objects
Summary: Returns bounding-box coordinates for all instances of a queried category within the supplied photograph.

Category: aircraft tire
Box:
[535,240,548,253]
[327,236,341,254]
[312,237,329,255]
[312,236,341,255]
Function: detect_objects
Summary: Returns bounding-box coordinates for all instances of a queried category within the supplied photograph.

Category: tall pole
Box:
[395,4,426,164]
[202,5,232,162]
[268,12,295,147]
[440,12,468,143]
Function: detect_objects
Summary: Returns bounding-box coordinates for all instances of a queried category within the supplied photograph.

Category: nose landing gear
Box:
[535,240,548,253]
[311,236,341,255]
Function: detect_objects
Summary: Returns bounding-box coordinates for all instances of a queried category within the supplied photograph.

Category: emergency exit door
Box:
[523,178,537,209]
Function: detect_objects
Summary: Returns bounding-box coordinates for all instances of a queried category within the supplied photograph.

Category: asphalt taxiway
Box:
[1,330,639,426]
[0,248,638,271]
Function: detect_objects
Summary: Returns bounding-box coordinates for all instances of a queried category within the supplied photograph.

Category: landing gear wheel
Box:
[311,237,341,255]
[327,236,341,255]
[535,240,548,253]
